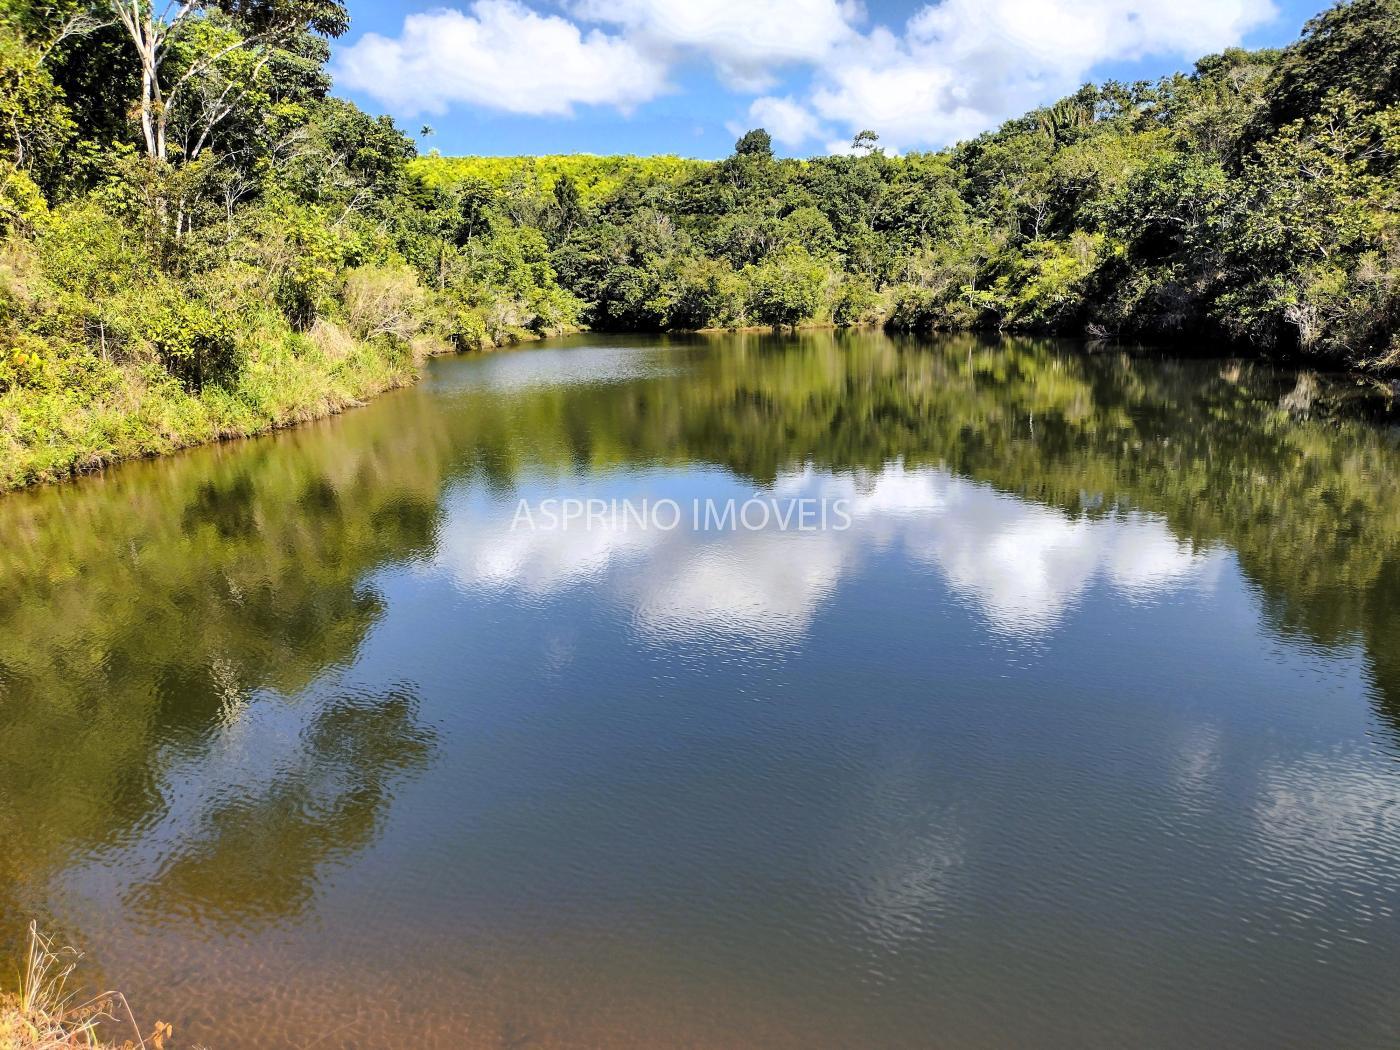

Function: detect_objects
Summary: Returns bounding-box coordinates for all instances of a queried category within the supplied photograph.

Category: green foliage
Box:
[991,232,1109,328]
[0,331,50,392]
[0,163,46,235]
[410,154,705,206]
[235,196,364,328]
[3,0,1400,490]
[134,283,240,392]
[733,128,774,160]
[669,256,745,329]
[831,276,881,327]
[745,247,829,328]
[1265,0,1400,127]
[0,28,74,178]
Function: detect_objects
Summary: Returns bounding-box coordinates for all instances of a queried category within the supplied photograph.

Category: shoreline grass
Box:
[0,923,173,1050]
[0,323,433,494]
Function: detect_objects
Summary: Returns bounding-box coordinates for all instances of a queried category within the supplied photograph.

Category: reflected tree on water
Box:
[123,685,436,927]
[0,402,452,944]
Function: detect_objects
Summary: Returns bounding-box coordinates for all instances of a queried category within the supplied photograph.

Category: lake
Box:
[4,330,1400,1048]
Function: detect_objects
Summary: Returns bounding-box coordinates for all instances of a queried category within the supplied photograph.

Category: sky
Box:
[330,0,1333,159]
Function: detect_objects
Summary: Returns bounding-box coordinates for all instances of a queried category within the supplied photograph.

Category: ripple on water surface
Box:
[4,332,1400,1048]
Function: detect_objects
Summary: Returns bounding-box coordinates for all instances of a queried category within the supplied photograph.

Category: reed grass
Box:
[1,923,172,1050]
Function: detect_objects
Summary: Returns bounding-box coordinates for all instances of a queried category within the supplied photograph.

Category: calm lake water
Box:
[5,331,1400,1048]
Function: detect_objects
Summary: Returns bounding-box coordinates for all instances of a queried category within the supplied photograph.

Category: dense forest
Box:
[1,0,1398,488]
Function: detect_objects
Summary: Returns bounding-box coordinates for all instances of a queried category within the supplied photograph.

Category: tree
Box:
[105,0,348,162]
[1264,0,1400,129]
[850,129,881,155]
[733,127,773,160]
[550,172,583,246]
[0,28,75,171]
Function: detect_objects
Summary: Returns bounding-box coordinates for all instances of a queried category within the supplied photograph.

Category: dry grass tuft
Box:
[0,923,175,1050]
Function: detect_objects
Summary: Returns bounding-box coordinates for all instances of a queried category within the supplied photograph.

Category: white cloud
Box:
[634,531,848,643]
[334,0,1275,149]
[792,465,1222,636]
[333,0,668,117]
[806,0,1277,151]
[568,0,862,91]
[743,96,826,147]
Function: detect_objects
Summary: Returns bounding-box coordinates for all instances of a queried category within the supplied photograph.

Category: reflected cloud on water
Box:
[434,461,1225,645]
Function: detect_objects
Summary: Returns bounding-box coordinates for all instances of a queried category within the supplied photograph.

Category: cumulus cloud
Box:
[567,0,862,91]
[433,463,1221,646]
[740,96,827,147]
[802,0,1278,150]
[335,0,1275,147]
[634,532,848,643]
[333,0,668,117]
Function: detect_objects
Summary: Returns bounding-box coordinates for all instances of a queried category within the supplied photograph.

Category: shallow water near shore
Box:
[5,330,1400,1048]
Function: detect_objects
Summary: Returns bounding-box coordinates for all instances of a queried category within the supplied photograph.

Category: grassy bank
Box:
[0,317,428,492]
[0,314,576,491]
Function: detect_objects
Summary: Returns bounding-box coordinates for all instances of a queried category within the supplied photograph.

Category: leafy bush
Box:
[135,285,239,392]
[744,248,829,329]
[0,163,47,236]
[669,257,744,329]
[832,277,882,327]
[0,331,50,391]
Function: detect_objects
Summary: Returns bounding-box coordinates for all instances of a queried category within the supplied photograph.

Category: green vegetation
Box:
[425,1,1400,357]
[0,0,582,489]
[410,153,707,205]
[1,0,1398,490]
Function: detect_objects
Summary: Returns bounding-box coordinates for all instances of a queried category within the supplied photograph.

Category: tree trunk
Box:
[140,62,158,159]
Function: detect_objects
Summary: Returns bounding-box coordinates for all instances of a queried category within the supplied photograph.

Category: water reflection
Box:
[435,464,1223,643]
[426,330,1400,731]
[82,684,436,929]
[0,406,447,937]
[3,330,1400,1047]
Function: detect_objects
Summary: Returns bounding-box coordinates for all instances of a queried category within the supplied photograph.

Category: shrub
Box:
[887,285,946,330]
[341,264,427,343]
[1002,232,1107,328]
[0,331,50,391]
[237,199,363,330]
[744,248,828,328]
[832,277,882,326]
[526,284,583,334]
[136,285,239,392]
[0,163,47,236]
[669,257,744,329]
[447,305,490,350]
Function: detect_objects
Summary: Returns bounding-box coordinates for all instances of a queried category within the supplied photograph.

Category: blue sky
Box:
[330,0,1331,159]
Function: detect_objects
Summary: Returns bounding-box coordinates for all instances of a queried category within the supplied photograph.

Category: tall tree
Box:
[105,0,348,162]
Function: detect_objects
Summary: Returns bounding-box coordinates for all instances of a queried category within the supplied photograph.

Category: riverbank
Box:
[0,324,428,492]
[0,996,145,1049]
[0,321,571,494]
